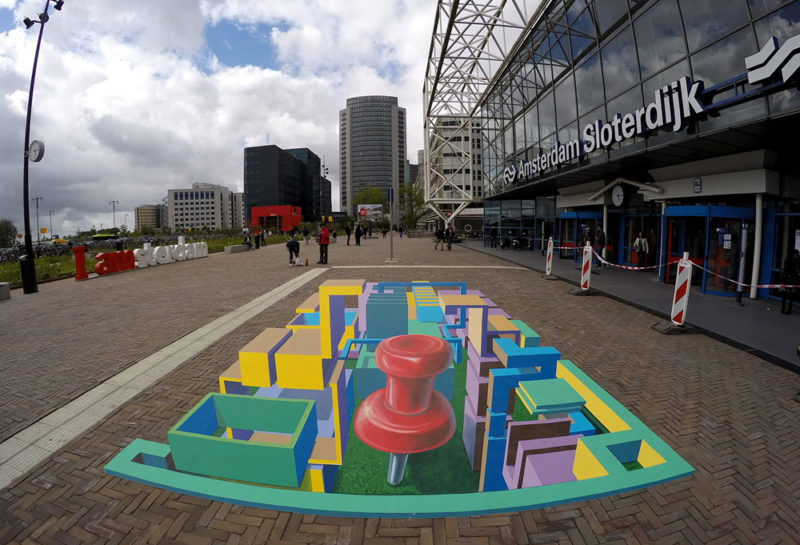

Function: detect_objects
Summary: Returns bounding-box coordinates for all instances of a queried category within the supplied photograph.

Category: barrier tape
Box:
[692,263,800,290]
[591,249,680,271]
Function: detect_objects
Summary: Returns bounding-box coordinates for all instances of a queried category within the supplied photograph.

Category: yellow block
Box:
[573,439,608,480]
[296,292,320,313]
[218,360,242,394]
[407,291,416,320]
[467,306,487,355]
[274,329,325,390]
[488,314,517,333]
[239,328,290,387]
[309,360,346,466]
[637,440,666,468]
[556,362,630,433]
[319,279,365,359]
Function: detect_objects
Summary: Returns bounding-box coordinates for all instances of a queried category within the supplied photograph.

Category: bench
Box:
[224,244,249,254]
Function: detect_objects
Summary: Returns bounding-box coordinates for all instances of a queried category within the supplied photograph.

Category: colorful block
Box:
[238,328,292,387]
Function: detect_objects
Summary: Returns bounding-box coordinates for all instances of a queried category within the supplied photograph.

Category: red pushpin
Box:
[354,334,455,485]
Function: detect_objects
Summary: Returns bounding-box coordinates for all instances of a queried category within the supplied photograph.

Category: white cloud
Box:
[0,0,432,238]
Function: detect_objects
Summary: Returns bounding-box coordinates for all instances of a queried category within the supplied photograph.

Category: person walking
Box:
[354,223,362,246]
[490,224,498,250]
[302,226,310,245]
[399,225,404,238]
[780,249,799,314]
[317,222,330,264]
[633,231,648,268]
[596,227,606,269]
[344,223,352,245]
[445,224,454,251]
[434,225,445,251]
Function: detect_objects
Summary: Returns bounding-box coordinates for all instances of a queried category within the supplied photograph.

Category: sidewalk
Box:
[0,236,798,544]
[463,241,800,373]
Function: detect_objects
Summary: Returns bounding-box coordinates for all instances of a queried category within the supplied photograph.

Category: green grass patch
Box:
[0,254,96,286]
[623,460,643,471]
[333,347,480,495]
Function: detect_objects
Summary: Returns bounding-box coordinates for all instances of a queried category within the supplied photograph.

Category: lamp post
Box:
[19,0,65,294]
[49,209,54,239]
[109,200,119,230]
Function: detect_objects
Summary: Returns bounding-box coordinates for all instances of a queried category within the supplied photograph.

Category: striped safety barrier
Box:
[671,255,692,326]
[545,237,553,277]
[581,245,592,290]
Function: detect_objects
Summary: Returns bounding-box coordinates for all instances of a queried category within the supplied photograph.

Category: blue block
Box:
[569,411,595,437]
[416,304,444,322]
[486,409,507,437]
[494,338,559,377]
[481,434,509,492]
[487,367,540,413]
[365,293,408,339]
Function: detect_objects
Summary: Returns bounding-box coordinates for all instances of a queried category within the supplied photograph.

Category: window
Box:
[601,27,638,99]
[634,0,686,78]
[679,0,750,52]
[575,53,604,115]
[595,0,628,37]
[555,73,577,127]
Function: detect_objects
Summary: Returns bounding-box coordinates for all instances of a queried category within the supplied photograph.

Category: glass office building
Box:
[481,0,800,298]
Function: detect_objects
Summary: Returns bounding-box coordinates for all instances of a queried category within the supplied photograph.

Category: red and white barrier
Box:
[545,237,553,277]
[671,253,692,326]
[581,244,592,291]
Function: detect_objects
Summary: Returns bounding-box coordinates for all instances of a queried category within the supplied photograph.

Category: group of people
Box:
[434,224,455,251]
[286,222,331,266]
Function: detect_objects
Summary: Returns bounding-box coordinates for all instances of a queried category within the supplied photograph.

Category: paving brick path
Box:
[1,236,799,544]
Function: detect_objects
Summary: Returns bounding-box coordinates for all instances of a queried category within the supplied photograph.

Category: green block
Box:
[517,377,585,414]
[167,393,317,488]
[510,319,540,347]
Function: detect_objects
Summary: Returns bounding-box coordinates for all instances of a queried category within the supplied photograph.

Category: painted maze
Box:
[105,279,693,517]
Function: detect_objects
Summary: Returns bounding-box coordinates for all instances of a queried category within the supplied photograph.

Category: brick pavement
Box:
[1,235,799,544]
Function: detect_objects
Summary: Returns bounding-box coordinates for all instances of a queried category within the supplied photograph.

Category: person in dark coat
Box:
[354,223,363,246]
[344,224,352,245]
[286,237,300,265]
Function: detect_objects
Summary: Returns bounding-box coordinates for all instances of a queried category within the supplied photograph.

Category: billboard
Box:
[357,204,383,220]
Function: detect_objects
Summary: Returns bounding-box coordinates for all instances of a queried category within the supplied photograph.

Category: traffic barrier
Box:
[545,238,553,277]
[581,245,592,291]
[671,253,692,326]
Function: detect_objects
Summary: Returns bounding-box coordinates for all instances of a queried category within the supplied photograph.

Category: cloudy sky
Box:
[0,0,433,237]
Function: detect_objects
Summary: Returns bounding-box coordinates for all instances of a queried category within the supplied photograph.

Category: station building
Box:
[478,0,800,299]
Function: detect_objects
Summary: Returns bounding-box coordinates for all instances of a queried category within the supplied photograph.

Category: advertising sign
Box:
[357,204,383,220]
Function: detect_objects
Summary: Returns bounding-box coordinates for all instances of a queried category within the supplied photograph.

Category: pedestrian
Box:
[345,223,352,245]
[633,231,648,267]
[331,229,337,243]
[445,223,454,251]
[780,249,799,315]
[490,224,498,249]
[399,225,404,238]
[596,227,606,269]
[317,222,330,264]
[286,237,301,265]
[382,227,388,238]
[434,225,445,251]
[355,223,362,246]
[302,226,310,245]
[368,224,373,237]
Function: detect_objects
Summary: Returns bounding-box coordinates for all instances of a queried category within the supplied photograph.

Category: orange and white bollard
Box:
[670,252,692,326]
[581,244,592,291]
[545,237,554,278]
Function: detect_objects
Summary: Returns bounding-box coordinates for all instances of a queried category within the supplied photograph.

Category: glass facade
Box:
[481,0,800,198]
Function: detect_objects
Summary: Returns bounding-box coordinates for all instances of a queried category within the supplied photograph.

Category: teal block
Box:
[518,378,585,414]
[366,293,408,339]
[168,393,317,488]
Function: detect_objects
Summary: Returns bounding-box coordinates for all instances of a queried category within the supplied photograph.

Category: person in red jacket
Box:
[317,222,330,264]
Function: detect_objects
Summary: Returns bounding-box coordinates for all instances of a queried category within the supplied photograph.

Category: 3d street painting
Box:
[105,279,693,517]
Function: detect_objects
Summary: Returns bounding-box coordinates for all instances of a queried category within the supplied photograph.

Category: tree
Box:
[402,180,426,228]
[0,219,18,247]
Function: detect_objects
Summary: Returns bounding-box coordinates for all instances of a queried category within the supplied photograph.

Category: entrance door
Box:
[705,218,755,295]
[665,217,705,284]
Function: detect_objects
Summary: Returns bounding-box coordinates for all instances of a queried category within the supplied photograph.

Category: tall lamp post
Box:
[19,0,65,294]
[49,209,54,239]
[109,200,119,230]
[32,196,43,243]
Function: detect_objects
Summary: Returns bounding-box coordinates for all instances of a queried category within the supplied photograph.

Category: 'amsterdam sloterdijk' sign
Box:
[504,34,800,184]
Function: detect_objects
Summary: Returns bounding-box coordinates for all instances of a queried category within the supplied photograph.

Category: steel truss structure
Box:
[423,0,544,223]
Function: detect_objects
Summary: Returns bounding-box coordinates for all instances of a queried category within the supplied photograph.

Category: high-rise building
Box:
[134,204,163,232]
[165,183,243,232]
[243,145,331,223]
[339,96,406,225]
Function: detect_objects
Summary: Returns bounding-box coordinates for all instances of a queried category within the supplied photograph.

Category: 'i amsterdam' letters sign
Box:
[503,33,800,184]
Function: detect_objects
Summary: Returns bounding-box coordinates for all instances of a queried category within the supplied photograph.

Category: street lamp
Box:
[33,196,43,244]
[49,209,54,239]
[19,0,64,294]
